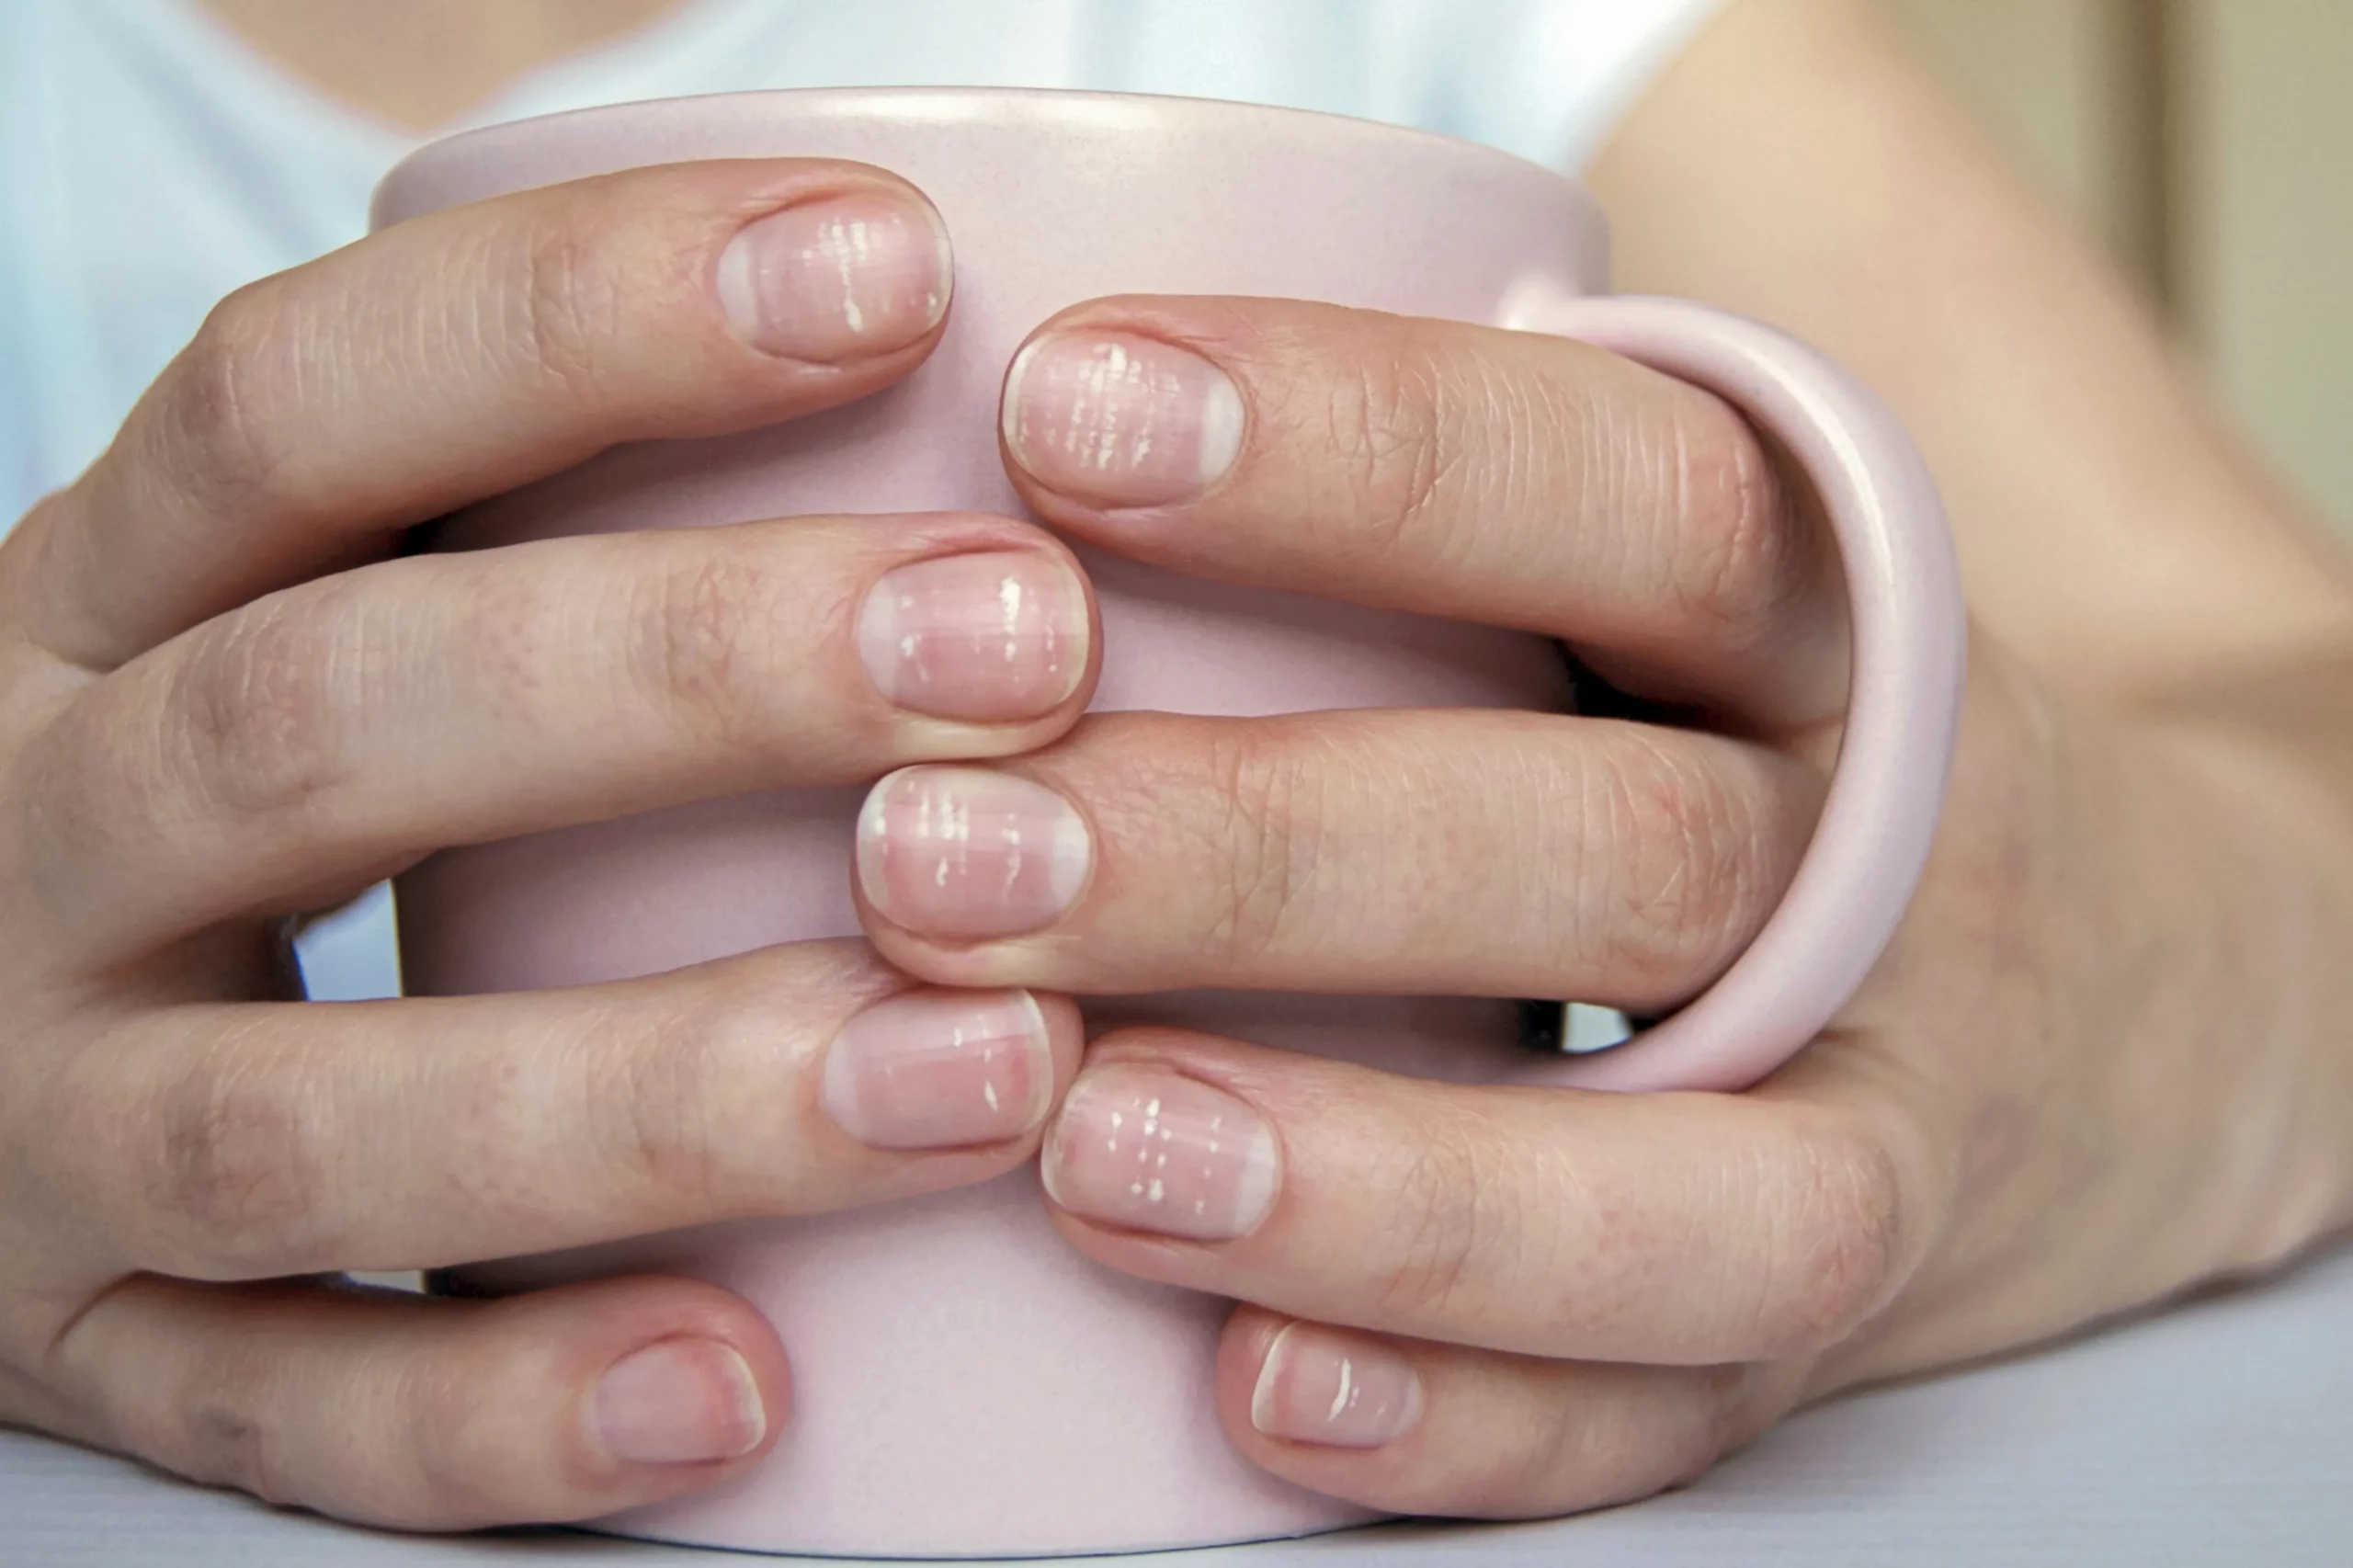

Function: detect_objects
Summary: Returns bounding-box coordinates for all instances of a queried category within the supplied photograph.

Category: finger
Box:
[1212,1306,1799,1520]
[17,158,954,671]
[852,710,1820,1017]
[998,297,1847,731]
[27,513,1094,960]
[39,1273,787,1529]
[31,941,1080,1280]
[1035,1034,1934,1366]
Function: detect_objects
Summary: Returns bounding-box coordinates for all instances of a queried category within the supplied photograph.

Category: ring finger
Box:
[1032,1032,1930,1368]
[32,943,1081,1282]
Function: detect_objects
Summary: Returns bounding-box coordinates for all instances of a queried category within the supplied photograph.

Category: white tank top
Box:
[0,0,1718,996]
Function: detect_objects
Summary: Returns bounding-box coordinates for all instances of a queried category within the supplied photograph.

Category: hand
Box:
[0,161,1100,1527]
[851,296,2353,1517]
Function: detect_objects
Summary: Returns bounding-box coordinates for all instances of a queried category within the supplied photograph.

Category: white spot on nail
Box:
[836,217,870,333]
[999,574,1024,664]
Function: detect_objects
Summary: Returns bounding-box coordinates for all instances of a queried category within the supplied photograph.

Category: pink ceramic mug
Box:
[373,88,1964,1558]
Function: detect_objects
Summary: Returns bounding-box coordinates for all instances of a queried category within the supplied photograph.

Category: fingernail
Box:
[857,767,1090,939]
[1250,1324,1426,1449]
[823,989,1053,1148]
[1040,1065,1278,1241]
[717,192,950,360]
[856,551,1088,722]
[592,1338,766,1466]
[1002,332,1245,506]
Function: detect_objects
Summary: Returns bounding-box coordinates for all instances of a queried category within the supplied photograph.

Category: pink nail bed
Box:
[1041,1066,1279,1242]
[716,190,951,360]
[856,551,1087,722]
[1250,1324,1425,1449]
[822,989,1051,1149]
[592,1338,767,1467]
[1002,332,1245,506]
[856,767,1090,938]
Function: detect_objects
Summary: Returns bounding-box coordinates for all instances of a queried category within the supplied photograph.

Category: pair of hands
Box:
[2,157,2347,1529]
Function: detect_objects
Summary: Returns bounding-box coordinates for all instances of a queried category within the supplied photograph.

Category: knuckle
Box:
[511,215,626,394]
[1750,1119,1912,1356]
[157,284,301,519]
[1194,730,1318,965]
[1660,397,1807,648]
[585,991,753,1209]
[130,1040,334,1274]
[176,1385,300,1506]
[1312,344,1459,562]
[164,594,358,824]
[1678,1363,1771,1482]
[379,1380,517,1524]
[1372,1110,1516,1324]
[1585,734,1779,994]
[631,547,792,747]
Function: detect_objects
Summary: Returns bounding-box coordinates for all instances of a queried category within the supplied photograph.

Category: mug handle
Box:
[1495,282,1968,1093]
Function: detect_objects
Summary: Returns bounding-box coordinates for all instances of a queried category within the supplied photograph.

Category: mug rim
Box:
[374,84,1597,230]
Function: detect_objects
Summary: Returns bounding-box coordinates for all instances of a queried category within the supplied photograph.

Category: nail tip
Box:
[714,1346,769,1455]
[1011,988,1057,1128]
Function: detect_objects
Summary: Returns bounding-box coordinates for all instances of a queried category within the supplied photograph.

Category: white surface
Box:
[7,1243,2351,1565]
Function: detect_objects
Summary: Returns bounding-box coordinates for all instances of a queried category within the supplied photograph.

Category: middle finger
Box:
[853,708,1820,1017]
[1035,1032,1930,1368]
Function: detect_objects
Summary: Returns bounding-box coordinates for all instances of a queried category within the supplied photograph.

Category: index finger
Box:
[996,297,1848,733]
[17,157,953,672]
